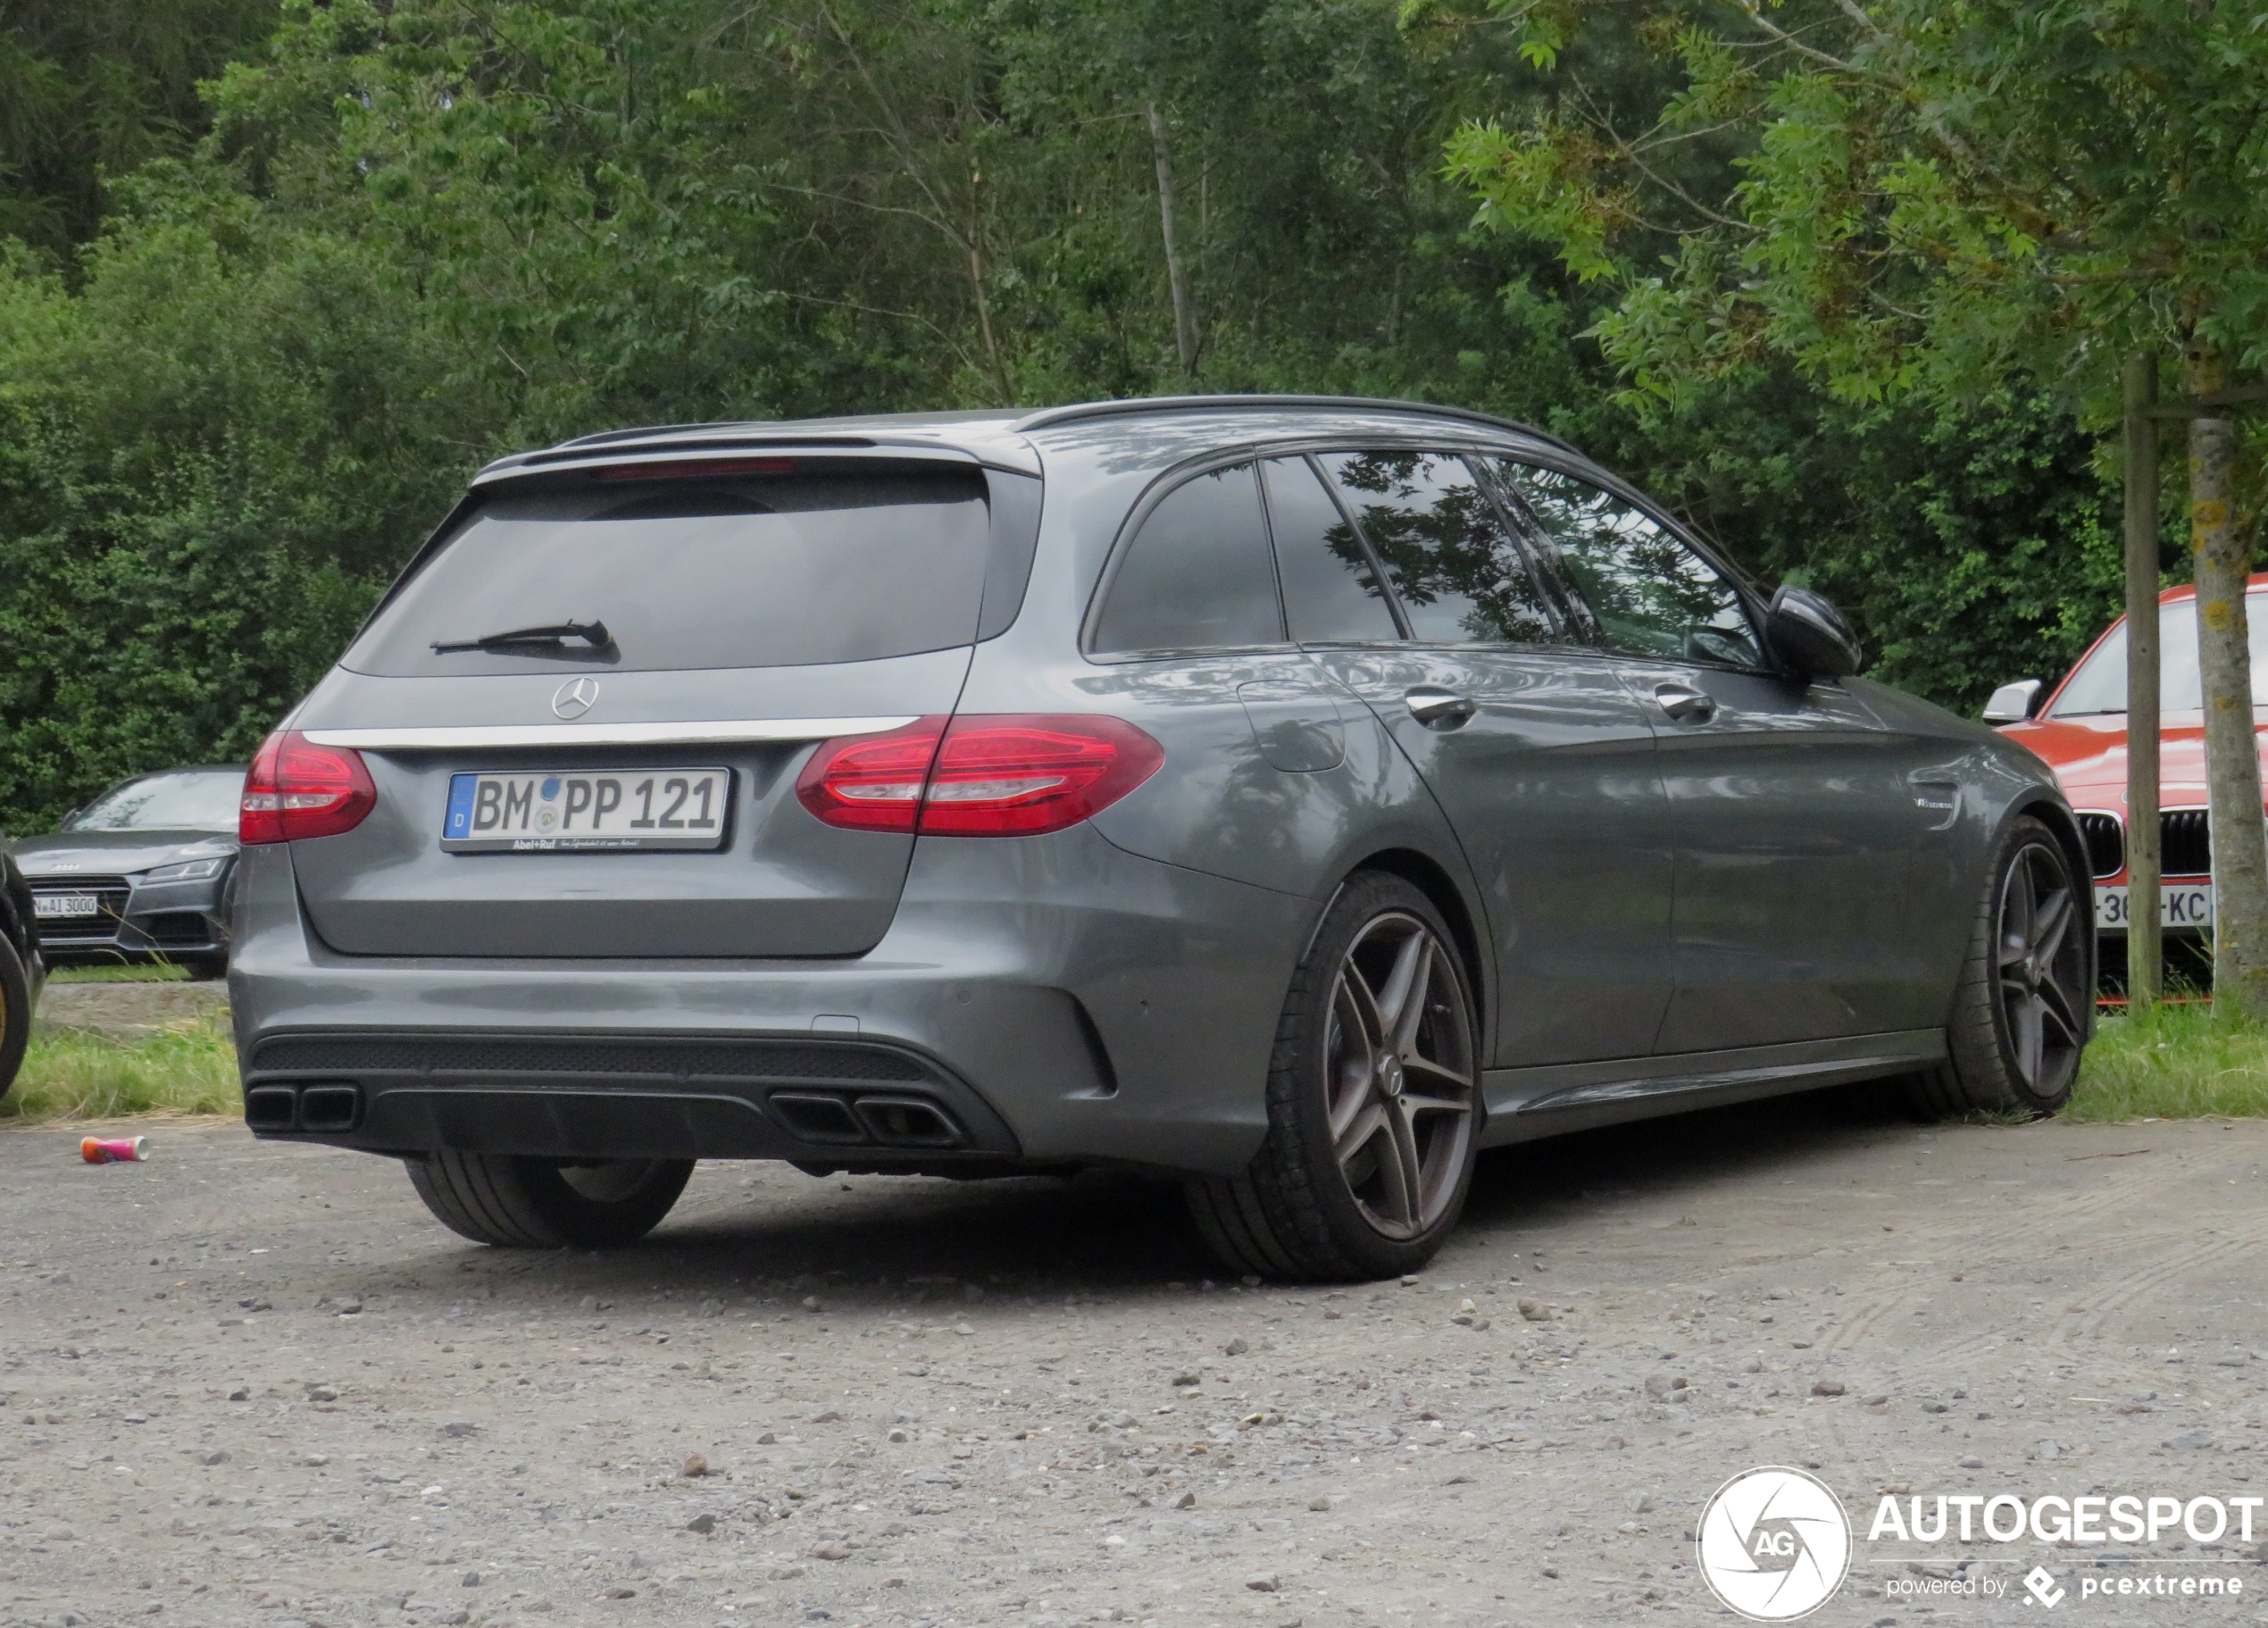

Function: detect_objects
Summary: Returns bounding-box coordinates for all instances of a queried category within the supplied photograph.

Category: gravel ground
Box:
[4,1087,2266,1627]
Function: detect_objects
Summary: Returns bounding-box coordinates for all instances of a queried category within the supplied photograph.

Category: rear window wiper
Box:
[431,619,613,655]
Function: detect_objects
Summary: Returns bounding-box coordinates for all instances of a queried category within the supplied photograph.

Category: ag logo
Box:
[552,677,600,720]
[1696,1466,1851,1620]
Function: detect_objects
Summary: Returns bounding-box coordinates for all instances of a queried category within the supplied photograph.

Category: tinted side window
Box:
[1315,451,1557,645]
[1092,463,1282,654]
[1494,462,1763,669]
[1260,456,1401,643]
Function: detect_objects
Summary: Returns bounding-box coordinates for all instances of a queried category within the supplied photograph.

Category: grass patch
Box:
[0,1015,238,1123]
[2071,1003,2268,1121]
[47,963,188,983]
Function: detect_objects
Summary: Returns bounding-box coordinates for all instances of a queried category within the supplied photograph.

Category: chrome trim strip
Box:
[300,716,918,750]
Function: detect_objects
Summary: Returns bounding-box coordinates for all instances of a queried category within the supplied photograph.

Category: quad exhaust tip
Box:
[244,1082,363,1134]
[770,1091,965,1149]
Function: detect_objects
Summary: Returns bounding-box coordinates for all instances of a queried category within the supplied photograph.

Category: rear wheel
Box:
[1185,872,1481,1282]
[404,1153,694,1248]
[1911,814,2090,1118]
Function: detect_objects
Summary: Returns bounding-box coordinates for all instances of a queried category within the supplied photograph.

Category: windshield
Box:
[68,770,246,833]
[2050,594,2268,716]
[345,466,994,676]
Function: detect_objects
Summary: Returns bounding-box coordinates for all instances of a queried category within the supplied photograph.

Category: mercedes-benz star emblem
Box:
[552,677,601,720]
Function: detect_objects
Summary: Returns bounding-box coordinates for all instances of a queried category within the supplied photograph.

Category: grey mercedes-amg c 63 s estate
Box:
[230,396,2092,1280]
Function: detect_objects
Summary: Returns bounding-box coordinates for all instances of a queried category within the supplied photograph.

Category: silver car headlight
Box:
[142,857,228,883]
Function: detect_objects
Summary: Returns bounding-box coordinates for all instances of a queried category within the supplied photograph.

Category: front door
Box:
[1489,458,1925,1051]
[1265,450,1676,1067]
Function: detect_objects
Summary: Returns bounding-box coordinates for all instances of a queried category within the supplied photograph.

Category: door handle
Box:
[1405,687,1478,730]
[1655,682,1718,723]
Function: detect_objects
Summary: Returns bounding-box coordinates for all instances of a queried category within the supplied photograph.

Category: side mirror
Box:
[1765,585,1864,680]
[1981,678,2045,724]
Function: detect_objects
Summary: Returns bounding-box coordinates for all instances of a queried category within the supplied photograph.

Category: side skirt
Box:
[1479,1028,1947,1148]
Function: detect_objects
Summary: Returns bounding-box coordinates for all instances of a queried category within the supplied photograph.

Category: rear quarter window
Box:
[346,465,998,674]
[1090,463,1284,654]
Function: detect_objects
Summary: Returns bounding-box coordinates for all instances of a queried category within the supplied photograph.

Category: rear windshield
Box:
[2050,591,2268,715]
[345,467,995,674]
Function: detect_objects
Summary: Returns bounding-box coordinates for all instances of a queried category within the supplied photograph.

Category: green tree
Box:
[1441,0,2268,1012]
[0,0,278,256]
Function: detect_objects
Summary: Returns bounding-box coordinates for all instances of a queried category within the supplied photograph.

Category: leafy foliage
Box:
[0,0,2130,831]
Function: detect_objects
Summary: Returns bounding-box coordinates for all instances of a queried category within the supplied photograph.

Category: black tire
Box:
[1185,872,1483,1282]
[0,932,30,1103]
[1912,814,2091,1118]
[404,1152,694,1248]
[178,955,228,983]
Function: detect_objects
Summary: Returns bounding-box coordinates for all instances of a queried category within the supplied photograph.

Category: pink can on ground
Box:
[79,1136,148,1164]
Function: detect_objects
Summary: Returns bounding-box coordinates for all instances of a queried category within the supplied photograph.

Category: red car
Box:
[1986,574,2268,989]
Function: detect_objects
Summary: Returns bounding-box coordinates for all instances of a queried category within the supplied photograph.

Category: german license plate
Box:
[441,768,731,853]
[33,893,99,919]
[2096,881,2214,931]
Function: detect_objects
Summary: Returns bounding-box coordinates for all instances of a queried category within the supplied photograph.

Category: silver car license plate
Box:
[33,893,99,919]
[441,768,731,853]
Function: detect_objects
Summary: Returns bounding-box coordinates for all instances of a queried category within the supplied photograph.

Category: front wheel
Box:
[1185,872,1482,1282]
[1912,814,2091,1118]
[405,1153,694,1248]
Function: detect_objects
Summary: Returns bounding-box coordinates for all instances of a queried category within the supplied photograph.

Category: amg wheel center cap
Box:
[1380,1056,1405,1098]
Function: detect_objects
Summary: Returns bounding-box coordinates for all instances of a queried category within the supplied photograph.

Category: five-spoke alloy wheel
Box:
[1915,813,2092,1118]
[1994,835,2087,1098]
[1322,909,1477,1241]
[1186,872,1482,1282]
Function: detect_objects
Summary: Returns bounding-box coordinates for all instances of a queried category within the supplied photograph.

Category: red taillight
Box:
[795,716,947,832]
[921,715,1164,835]
[240,731,378,844]
[796,714,1163,838]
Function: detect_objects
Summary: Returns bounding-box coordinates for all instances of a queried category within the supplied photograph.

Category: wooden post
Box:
[2124,353,2163,1007]
[1147,104,1198,379]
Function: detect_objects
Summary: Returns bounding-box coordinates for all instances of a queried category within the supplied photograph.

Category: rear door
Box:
[1489,459,1928,1048]
[288,456,1038,957]
[1282,450,1677,1067]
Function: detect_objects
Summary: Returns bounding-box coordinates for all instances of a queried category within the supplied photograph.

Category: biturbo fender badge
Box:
[552,677,601,720]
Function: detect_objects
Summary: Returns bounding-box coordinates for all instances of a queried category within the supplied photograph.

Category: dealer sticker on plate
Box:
[2095,881,2214,931]
[442,768,731,853]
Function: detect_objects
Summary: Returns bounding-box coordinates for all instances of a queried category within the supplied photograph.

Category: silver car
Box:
[12,767,246,980]
[231,396,2091,1280]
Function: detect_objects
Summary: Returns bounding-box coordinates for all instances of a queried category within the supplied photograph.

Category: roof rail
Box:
[1009,394,1581,455]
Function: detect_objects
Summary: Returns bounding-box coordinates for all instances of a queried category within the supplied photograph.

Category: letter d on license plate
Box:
[442,768,731,852]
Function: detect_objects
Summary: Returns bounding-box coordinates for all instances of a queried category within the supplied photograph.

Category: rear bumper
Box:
[229,826,1317,1177]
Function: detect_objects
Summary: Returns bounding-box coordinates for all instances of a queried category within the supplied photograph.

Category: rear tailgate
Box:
[286,454,1036,958]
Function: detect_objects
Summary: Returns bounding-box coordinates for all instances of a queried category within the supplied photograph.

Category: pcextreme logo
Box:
[1696,1466,1854,1621]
